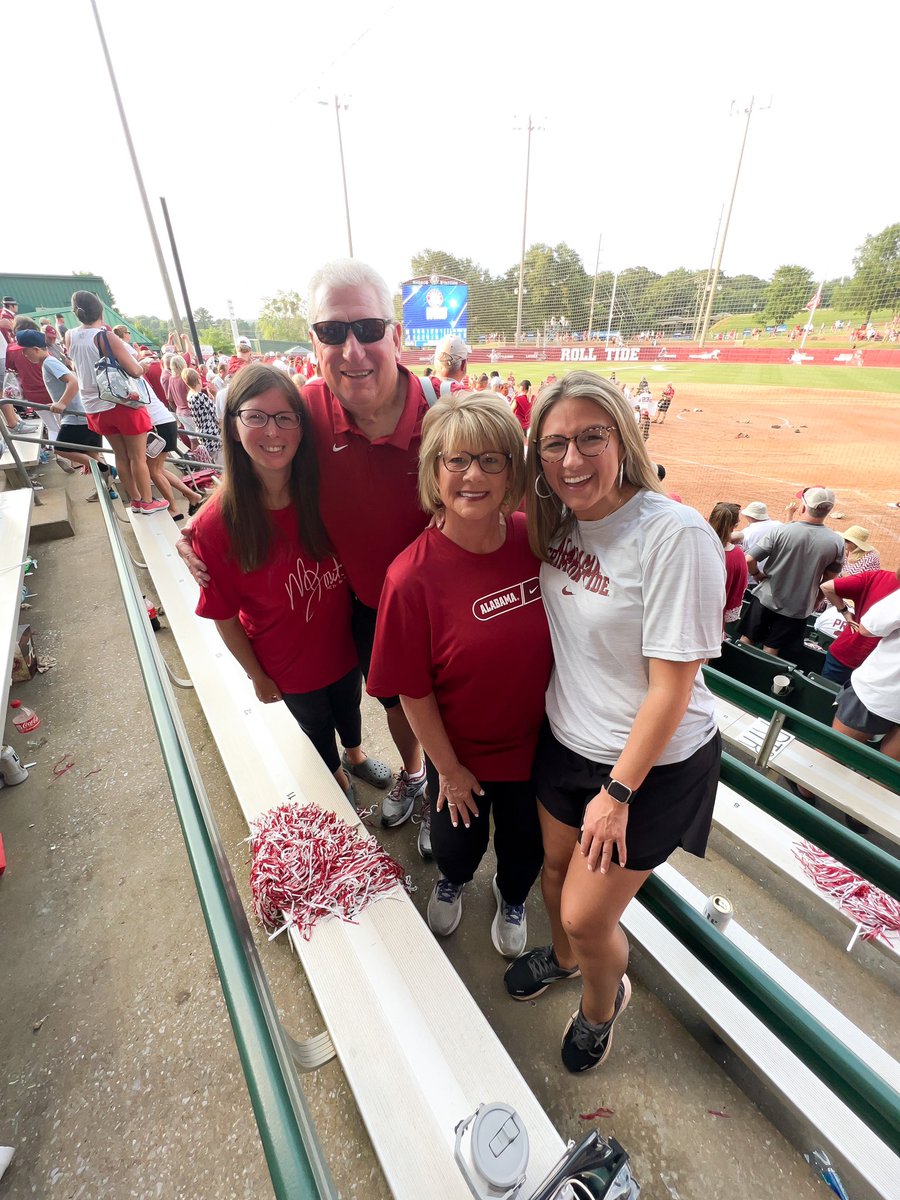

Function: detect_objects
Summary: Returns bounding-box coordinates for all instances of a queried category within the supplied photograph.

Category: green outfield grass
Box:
[413,361,900,394]
[709,305,896,346]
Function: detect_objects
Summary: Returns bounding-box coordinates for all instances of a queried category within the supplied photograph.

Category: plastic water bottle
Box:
[0,745,28,785]
[10,701,40,734]
[143,596,161,632]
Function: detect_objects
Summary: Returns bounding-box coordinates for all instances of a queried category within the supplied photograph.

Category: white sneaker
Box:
[491,875,527,959]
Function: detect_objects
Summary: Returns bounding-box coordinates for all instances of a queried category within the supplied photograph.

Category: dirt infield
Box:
[643,384,900,569]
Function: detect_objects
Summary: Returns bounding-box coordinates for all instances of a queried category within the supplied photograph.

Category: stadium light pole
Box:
[514,115,544,346]
[587,234,602,340]
[88,0,183,338]
[694,204,724,340]
[605,271,619,347]
[319,95,354,257]
[698,98,760,348]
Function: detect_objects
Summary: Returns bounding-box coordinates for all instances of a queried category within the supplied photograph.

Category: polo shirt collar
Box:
[329,364,424,448]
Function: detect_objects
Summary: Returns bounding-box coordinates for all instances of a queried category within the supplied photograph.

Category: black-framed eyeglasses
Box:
[440,450,511,475]
[235,409,302,430]
[310,318,394,346]
[536,425,616,463]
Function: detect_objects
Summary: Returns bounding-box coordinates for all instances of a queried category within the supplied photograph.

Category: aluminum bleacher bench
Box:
[626,863,900,1200]
[0,490,33,714]
[123,510,567,1199]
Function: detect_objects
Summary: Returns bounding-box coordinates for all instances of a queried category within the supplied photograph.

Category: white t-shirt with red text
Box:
[542,490,725,765]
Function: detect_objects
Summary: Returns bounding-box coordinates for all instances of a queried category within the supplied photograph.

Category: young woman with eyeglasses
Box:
[190,364,387,805]
[368,393,553,960]
[503,372,725,1075]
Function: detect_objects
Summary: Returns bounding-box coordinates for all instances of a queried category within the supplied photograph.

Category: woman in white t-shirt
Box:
[504,371,725,1075]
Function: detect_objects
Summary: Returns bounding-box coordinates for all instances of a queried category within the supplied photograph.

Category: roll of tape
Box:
[703,894,733,931]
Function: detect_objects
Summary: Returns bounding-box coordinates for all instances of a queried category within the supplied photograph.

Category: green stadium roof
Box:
[0,272,114,313]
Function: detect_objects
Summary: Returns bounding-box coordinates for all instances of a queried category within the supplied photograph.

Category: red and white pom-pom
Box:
[248,802,410,941]
[793,841,900,945]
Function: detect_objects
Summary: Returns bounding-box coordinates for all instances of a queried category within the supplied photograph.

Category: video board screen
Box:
[401,281,468,347]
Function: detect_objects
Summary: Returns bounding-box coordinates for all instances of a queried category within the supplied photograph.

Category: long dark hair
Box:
[218,364,329,571]
[72,290,103,324]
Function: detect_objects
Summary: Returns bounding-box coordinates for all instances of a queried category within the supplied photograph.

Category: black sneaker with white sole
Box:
[560,975,631,1073]
[503,943,580,1000]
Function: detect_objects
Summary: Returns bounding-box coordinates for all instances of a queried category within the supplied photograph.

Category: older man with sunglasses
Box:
[178,260,432,829]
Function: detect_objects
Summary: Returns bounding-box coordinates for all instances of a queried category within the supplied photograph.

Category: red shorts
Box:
[86,406,153,438]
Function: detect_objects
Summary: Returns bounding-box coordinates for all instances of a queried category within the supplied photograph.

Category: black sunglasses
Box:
[311,318,394,346]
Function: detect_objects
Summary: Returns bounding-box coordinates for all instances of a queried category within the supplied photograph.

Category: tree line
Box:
[124,224,898,347]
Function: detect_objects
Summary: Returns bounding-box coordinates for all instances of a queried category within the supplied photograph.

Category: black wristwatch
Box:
[606,778,633,805]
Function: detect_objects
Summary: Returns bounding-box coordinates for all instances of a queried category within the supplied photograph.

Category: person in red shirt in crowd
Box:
[368,394,552,955]
[0,297,18,345]
[191,364,387,804]
[178,260,437,826]
[138,349,168,404]
[6,319,52,410]
[227,336,254,376]
[511,379,533,435]
[708,502,748,631]
[818,568,900,685]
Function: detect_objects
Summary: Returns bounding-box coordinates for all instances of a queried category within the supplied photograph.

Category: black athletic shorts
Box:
[835,682,895,736]
[351,595,400,710]
[58,422,102,449]
[533,721,722,871]
[154,421,179,452]
[738,594,806,657]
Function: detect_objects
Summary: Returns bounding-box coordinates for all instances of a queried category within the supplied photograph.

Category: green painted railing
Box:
[639,874,900,1156]
[704,664,900,795]
[94,468,335,1200]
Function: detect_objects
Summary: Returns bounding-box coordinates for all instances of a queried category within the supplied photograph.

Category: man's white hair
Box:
[307,259,394,324]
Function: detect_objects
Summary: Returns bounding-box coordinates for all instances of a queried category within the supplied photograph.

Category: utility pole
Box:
[694,205,724,340]
[605,271,619,348]
[88,0,183,337]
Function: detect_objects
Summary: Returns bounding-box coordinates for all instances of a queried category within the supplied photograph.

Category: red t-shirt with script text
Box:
[368,512,552,779]
[192,496,356,693]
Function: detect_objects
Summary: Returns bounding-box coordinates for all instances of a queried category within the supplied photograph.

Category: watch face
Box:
[607,779,632,804]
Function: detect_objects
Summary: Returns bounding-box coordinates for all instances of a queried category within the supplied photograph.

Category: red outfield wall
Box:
[402,344,900,369]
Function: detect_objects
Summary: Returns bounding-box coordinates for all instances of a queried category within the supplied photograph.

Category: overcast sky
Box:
[5,0,896,320]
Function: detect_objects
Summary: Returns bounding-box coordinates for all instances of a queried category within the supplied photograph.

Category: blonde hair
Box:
[182,367,201,389]
[162,354,173,371]
[169,354,186,377]
[417,392,526,516]
[525,370,665,560]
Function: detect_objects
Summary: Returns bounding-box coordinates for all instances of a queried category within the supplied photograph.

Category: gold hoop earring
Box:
[534,474,554,500]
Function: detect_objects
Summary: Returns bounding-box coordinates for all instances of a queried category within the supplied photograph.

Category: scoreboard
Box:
[401,278,468,347]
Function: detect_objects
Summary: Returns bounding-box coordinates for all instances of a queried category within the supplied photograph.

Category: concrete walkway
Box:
[0,466,897,1199]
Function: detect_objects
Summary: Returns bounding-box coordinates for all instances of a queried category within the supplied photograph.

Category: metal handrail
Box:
[704,665,900,793]
[91,463,335,1200]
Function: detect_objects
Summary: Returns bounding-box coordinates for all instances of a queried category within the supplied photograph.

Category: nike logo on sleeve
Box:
[332,443,348,452]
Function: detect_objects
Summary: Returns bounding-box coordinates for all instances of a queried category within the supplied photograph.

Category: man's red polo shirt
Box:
[303,364,431,608]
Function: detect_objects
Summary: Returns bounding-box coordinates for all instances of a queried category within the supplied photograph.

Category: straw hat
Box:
[842,525,876,554]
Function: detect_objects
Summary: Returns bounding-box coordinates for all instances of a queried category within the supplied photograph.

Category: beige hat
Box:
[802,486,836,513]
[843,525,877,554]
[433,334,470,367]
[741,501,769,520]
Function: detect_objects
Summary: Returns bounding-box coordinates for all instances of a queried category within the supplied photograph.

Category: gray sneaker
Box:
[427,877,464,937]
[415,794,433,860]
[491,875,527,959]
[381,768,426,828]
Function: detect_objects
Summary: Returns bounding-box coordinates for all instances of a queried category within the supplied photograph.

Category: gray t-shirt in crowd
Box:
[42,356,88,425]
[752,521,844,619]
